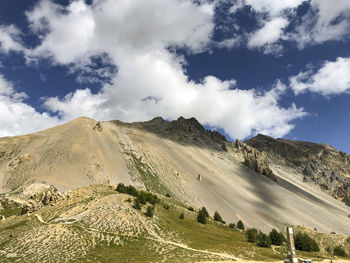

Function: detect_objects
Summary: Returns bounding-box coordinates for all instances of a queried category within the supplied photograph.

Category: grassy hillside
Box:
[0,184,347,263]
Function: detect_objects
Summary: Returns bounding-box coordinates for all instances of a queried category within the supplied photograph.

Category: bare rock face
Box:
[93,121,103,132]
[19,184,70,214]
[246,134,350,206]
[234,139,277,182]
[21,200,37,214]
[114,116,226,149]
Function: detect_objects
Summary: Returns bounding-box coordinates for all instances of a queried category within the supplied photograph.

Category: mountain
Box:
[0,117,350,237]
[245,134,350,206]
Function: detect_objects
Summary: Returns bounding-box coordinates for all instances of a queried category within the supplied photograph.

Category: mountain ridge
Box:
[245,133,350,206]
[0,117,349,236]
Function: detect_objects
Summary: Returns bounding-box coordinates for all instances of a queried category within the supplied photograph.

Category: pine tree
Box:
[133,198,141,210]
[257,232,272,248]
[201,207,209,218]
[146,206,154,217]
[197,210,207,224]
[116,183,127,193]
[294,232,320,252]
[237,220,245,230]
[246,228,258,243]
[214,211,223,223]
[333,246,347,257]
[269,229,285,246]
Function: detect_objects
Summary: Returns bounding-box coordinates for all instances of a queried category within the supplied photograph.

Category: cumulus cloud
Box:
[0,75,59,137]
[0,0,306,139]
[289,57,350,96]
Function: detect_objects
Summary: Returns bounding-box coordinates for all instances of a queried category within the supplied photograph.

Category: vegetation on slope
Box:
[0,184,348,262]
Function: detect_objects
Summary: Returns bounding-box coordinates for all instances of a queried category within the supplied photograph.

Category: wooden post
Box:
[284,227,298,263]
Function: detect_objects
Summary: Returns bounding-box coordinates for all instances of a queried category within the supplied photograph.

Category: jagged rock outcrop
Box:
[114,116,226,147]
[246,134,350,206]
[234,139,277,182]
[93,121,103,132]
[19,184,70,214]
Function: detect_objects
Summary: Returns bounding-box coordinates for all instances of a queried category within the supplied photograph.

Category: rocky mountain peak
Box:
[246,134,350,206]
[169,116,205,133]
[119,116,226,146]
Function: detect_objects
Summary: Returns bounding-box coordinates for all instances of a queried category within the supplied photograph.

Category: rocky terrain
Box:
[246,134,350,206]
[0,117,350,238]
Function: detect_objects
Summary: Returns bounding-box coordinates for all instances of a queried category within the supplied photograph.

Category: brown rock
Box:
[93,121,103,132]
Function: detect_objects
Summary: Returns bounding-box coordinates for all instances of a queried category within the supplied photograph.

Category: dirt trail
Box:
[35,211,238,261]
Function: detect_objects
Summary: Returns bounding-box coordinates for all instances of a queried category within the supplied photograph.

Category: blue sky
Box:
[0,0,350,152]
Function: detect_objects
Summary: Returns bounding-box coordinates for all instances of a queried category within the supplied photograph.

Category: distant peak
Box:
[172,116,204,132]
[149,116,165,123]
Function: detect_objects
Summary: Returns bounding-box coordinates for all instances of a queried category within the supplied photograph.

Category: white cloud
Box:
[290,0,350,48]
[289,57,350,96]
[0,0,307,139]
[226,0,350,52]
[0,25,24,53]
[0,75,59,137]
[26,0,214,64]
[227,0,305,53]
[242,0,305,16]
[216,36,241,49]
[247,17,288,52]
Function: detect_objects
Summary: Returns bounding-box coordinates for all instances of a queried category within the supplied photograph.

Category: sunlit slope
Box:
[0,117,349,235]
[0,117,131,191]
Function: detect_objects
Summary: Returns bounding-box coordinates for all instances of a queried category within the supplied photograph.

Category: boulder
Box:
[93,121,103,132]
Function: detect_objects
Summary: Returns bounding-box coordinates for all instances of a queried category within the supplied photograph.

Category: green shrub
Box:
[201,207,209,218]
[126,198,132,203]
[269,229,285,246]
[179,212,184,220]
[197,209,208,224]
[229,223,236,229]
[163,204,170,210]
[257,232,272,248]
[294,232,320,252]
[246,228,258,243]
[165,193,171,198]
[138,191,147,205]
[333,246,347,257]
[214,211,224,223]
[145,192,159,205]
[133,199,141,210]
[146,206,154,217]
[116,183,127,193]
[116,183,138,197]
[126,185,138,197]
[135,190,159,205]
[237,220,245,230]
[188,207,194,211]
